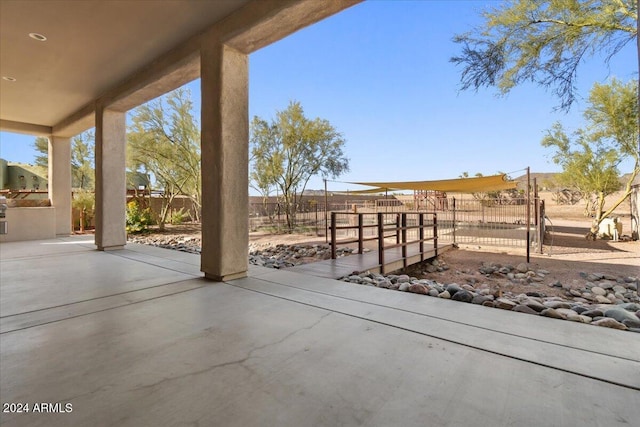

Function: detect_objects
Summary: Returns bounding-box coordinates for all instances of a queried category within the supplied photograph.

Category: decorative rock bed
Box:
[127,234,354,267]
[128,235,202,254]
[249,243,354,268]
[340,258,640,333]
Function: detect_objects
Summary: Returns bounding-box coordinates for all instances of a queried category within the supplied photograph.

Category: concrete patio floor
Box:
[1,236,638,426]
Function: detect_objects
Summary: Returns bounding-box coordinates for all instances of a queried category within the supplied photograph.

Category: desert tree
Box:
[32,131,95,190]
[451,0,637,111]
[70,131,96,231]
[542,79,639,238]
[33,131,95,231]
[71,131,95,190]
[250,146,281,225]
[127,87,201,229]
[32,136,49,172]
[250,101,349,232]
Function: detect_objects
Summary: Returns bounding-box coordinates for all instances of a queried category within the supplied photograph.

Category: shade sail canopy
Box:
[349,174,517,193]
[334,187,391,195]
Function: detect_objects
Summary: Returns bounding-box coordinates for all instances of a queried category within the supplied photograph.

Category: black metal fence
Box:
[249,196,544,250]
[439,198,544,250]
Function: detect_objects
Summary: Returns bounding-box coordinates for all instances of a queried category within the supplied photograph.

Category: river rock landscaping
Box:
[340,257,640,333]
[127,234,354,266]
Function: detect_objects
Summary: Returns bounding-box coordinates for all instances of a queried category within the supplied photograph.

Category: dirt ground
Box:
[397,192,639,297]
[406,221,638,298]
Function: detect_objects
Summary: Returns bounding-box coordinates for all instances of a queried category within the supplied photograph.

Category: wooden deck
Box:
[289,241,454,279]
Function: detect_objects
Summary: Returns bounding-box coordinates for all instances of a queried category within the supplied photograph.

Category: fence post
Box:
[419,213,424,262]
[377,212,385,274]
[434,212,438,257]
[395,213,400,244]
[331,212,337,259]
[452,197,456,244]
[358,213,364,254]
[324,179,328,243]
[526,166,531,263]
[277,202,281,234]
[539,199,545,254]
[401,213,407,268]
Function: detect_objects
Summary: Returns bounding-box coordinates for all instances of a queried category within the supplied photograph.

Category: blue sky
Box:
[1,0,637,192]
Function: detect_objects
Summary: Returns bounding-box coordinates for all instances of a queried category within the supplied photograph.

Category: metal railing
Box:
[249,197,544,250]
[330,211,438,273]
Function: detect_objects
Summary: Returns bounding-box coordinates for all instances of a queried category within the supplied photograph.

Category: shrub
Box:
[126,199,153,234]
[72,190,95,232]
[170,207,188,225]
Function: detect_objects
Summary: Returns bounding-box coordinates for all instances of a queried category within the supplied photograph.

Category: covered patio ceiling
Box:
[0,0,360,137]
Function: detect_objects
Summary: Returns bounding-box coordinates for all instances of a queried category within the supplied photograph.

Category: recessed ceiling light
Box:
[28,33,47,42]
[2,76,17,82]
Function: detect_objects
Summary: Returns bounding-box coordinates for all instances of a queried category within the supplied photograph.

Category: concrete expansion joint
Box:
[205,271,248,282]
[254,273,621,356]
[131,312,332,393]
[98,245,126,251]
[231,277,640,391]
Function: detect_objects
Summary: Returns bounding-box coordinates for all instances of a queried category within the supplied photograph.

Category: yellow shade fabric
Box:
[333,187,391,195]
[349,174,516,193]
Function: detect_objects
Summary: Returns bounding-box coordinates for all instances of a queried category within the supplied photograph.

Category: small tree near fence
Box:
[250,101,349,232]
[542,79,638,239]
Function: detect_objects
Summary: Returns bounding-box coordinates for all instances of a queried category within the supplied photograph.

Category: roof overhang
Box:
[0,0,361,137]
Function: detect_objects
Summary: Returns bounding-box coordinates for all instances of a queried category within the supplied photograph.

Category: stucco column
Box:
[48,136,72,235]
[94,106,126,250]
[200,43,249,281]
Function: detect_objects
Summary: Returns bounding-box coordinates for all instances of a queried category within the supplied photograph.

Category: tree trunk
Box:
[583,195,594,217]
[586,166,639,240]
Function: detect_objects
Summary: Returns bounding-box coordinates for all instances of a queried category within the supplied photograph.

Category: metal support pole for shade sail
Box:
[534,177,542,254]
[526,166,531,263]
[452,197,457,244]
[324,179,328,243]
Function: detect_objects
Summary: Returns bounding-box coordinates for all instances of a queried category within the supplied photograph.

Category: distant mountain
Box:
[302,189,327,196]
[512,172,559,190]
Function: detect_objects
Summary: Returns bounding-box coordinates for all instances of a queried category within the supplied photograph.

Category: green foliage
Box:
[32,137,49,172]
[250,101,349,231]
[451,0,637,110]
[543,124,621,195]
[72,190,95,231]
[125,199,153,234]
[31,131,95,190]
[584,78,639,158]
[71,131,95,190]
[72,190,94,211]
[170,207,188,225]
[127,87,201,229]
[542,79,639,234]
[548,125,621,217]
